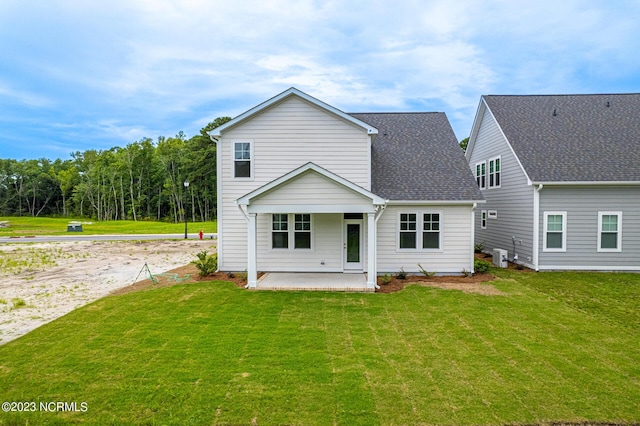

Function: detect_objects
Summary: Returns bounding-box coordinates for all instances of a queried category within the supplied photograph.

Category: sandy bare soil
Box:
[0,239,214,345]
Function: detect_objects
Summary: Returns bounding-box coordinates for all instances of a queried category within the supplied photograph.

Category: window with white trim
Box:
[475,162,486,189]
[398,212,442,251]
[422,213,440,249]
[598,212,622,252]
[480,210,487,229]
[294,214,312,249]
[271,214,313,250]
[234,142,252,178]
[543,212,566,252]
[399,213,417,249]
[488,156,501,188]
[272,214,288,249]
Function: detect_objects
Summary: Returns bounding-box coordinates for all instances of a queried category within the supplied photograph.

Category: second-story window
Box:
[234,142,252,178]
[488,157,501,188]
[475,162,486,189]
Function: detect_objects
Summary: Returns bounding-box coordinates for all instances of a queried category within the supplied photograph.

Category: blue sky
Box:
[1,0,639,160]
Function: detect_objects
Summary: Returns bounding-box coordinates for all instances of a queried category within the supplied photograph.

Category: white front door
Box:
[343,220,363,271]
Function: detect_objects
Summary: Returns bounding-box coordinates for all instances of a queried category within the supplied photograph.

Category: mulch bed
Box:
[375,272,497,294]
[112,261,502,296]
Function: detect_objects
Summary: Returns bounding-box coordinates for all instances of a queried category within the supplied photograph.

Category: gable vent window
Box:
[234,142,252,178]
[488,157,501,188]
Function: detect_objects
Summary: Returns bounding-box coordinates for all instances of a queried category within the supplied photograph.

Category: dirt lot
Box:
[0,240,214,344]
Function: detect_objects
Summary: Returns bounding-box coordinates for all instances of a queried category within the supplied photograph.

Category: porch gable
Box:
[237,162,386,213]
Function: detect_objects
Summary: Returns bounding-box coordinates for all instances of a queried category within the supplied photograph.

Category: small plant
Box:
[379,273,392,285]
[417,263,436,278]
[237,270,248,281]
[396,267,407,280]
[0,298,7,304]
[461,268,472,277]
[226,272,235,279]
[474,241,485,253]
[12,298,27,309]
[191,251,218,276]
[474,259,491,274]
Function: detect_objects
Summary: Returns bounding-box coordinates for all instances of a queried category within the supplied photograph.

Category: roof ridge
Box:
[349,112,443,115]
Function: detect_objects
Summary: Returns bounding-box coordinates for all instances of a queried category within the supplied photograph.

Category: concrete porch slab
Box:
[255,272,373,292]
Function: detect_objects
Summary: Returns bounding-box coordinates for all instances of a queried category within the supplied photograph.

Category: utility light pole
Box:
[183,179,190,239]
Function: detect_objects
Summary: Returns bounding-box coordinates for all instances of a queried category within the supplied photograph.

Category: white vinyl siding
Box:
[378,205,473,274]
[218,96,371,271]
[223,96,370,188]
[250,170,371,208]
[256,213,365,272]
[598,211,622,252]
[543,212,566,252]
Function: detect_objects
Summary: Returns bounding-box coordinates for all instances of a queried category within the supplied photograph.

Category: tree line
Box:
[0,117,231,222]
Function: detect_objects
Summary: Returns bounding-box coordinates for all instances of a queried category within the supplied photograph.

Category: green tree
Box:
[460,137,469,152]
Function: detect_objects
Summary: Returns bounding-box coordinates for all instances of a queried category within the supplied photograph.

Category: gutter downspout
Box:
[236,203,252,288]
[371,202,388,289]
[471,203,477,273]
[532,184,543,271]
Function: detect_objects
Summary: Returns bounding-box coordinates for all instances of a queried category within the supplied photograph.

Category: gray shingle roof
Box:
[350,113,483,201]
[483,94,640,182]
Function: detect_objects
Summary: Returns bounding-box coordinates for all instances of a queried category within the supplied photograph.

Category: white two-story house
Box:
[210,88,484,289]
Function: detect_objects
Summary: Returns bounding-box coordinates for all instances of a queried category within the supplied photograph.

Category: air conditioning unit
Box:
[493,249,508,268]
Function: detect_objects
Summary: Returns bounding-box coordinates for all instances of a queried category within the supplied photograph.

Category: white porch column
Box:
[367,212,376,288]
[247,213,258,288]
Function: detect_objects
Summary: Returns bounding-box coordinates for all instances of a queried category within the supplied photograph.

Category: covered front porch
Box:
[236,163,386,290]
[255,272,373,292]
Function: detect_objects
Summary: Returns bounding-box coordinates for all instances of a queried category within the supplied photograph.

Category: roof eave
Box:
[386,199,486,205]
[532,180,640,186]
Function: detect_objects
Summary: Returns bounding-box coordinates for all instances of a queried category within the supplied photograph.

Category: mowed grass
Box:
[0,271,639,425]
[0,216,216,236]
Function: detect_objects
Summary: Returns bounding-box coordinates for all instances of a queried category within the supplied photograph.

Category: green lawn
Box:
[0,270,638,425]
[0,217,216,236]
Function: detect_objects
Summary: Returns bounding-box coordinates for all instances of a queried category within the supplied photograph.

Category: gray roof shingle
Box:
[483,94,640,182]
[350,113,483,201]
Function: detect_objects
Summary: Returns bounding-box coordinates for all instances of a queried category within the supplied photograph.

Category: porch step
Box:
[253,272,373,292]
[252,286,374,292]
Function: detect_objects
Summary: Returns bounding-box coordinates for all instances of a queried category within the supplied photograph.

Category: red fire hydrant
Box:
[199,230,203,240]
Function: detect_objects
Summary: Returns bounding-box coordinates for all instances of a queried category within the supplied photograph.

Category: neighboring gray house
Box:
[465,94,640,271]
[210,88,483,289]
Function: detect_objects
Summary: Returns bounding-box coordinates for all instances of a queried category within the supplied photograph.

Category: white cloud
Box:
[0,82,54,108]
[2,0,640,158]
